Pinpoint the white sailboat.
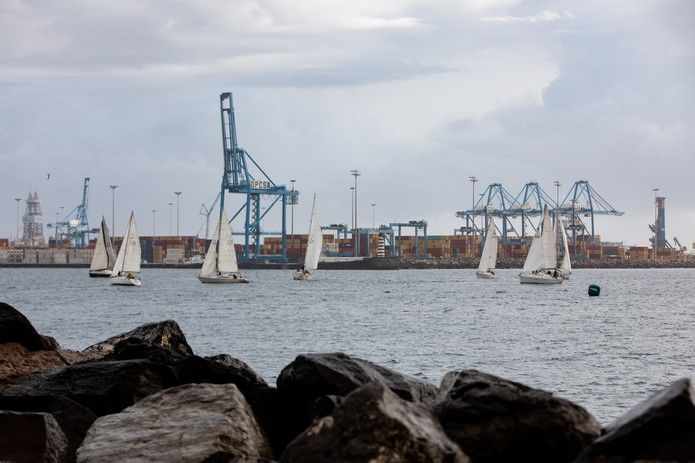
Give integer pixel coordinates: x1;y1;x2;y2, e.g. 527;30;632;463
519;205;563;284
558;218;572;279
294;194;322;281
476;215;498;279
198;209;248;283
110;212;142;286
89;217;116;277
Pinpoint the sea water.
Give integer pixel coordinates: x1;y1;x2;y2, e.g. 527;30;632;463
1;267;694;425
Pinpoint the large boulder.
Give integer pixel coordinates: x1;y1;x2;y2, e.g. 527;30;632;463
0;395;97;463
432;370;601;463
575;377;695;462
77;383;273;463
277;353;437;404
0;302;57;351
0;342;67;391
2;359;179;416
0;411;68;463
81;320;193;360
281;382;468;462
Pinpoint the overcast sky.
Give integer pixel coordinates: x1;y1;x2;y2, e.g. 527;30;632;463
1;0;693;246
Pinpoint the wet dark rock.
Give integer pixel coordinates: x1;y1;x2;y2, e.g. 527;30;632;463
81;319;193;359
575;378;695;462
0;302;58;351
280;382;469;463
277;353;437;404
0;410;68;463
432;370;601;463
2;359;179;416
0;395;97;463
77;383;272;463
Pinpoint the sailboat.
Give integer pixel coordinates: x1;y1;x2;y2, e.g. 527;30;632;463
476;215;498;279
89;217;116;277
519;205;563;284
294;194;322;281
198;209;248;283
110;212;142;286
558;218;572;279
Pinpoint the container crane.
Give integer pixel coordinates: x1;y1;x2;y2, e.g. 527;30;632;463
48;177;93;248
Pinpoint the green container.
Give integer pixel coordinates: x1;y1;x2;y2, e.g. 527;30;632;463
588;284;601;297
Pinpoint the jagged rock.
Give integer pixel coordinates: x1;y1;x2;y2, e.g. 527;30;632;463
0;342;67;391
277;353;437;404
0;411;68;463
77;383;272;463
81;320;193;359
2;359;179;416
575;378;695;462
0;302;58;351
280;382;469;463
432;370;601;463
205;354;267;386
0;395;97;463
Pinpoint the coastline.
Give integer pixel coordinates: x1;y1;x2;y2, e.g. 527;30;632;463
1;257;694;270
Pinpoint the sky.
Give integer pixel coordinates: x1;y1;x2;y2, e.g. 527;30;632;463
1;0;693;246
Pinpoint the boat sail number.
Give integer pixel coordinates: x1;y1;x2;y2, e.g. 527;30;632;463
250;180;272;190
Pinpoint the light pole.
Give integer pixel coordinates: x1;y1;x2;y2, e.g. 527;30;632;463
175;192;182;237
350;187;355;231
14;198;21;246
109;185;117;235
168;202;173;235
653;188;659;259
469;176;478;257
152;209;156;236
371;203;376;228
350;170;360;230
290;179;296;239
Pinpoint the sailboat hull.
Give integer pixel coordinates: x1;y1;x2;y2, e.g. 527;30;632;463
475;270;495;279
198;275;249;284
110;276;142;286
89;269;112;278
293;271;312;281
519;272;563;284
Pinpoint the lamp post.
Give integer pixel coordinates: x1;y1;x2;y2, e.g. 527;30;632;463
168;202;173;235
14;198;21;246
175;192;182;237
152;209;156;236
653;188;659;259
350;187;355;231
290;179;296;239
350;170;360;231
109;185;117;235
371;203;376;228
469;175;478;257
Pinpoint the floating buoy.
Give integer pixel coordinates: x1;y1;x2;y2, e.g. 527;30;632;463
588;284;601;297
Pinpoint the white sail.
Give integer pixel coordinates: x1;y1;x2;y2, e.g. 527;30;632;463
217;210;239;273
522;225;546;272
111;212;141;276
90;217;111;271
200;218;219;277
559;219;572;271
541;207;557;269
303;195;323;271
104;219;116;269
478;216;498;272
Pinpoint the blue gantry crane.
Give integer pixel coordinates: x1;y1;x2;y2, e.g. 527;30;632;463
457;180;623;254
218;92;298;262
49;177;92;248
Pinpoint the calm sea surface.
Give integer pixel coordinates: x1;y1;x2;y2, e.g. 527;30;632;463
1;267;693;425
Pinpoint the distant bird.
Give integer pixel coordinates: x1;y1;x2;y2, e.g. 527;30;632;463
46;173;51;180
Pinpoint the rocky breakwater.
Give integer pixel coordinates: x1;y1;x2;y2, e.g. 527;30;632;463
1;302;694;462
